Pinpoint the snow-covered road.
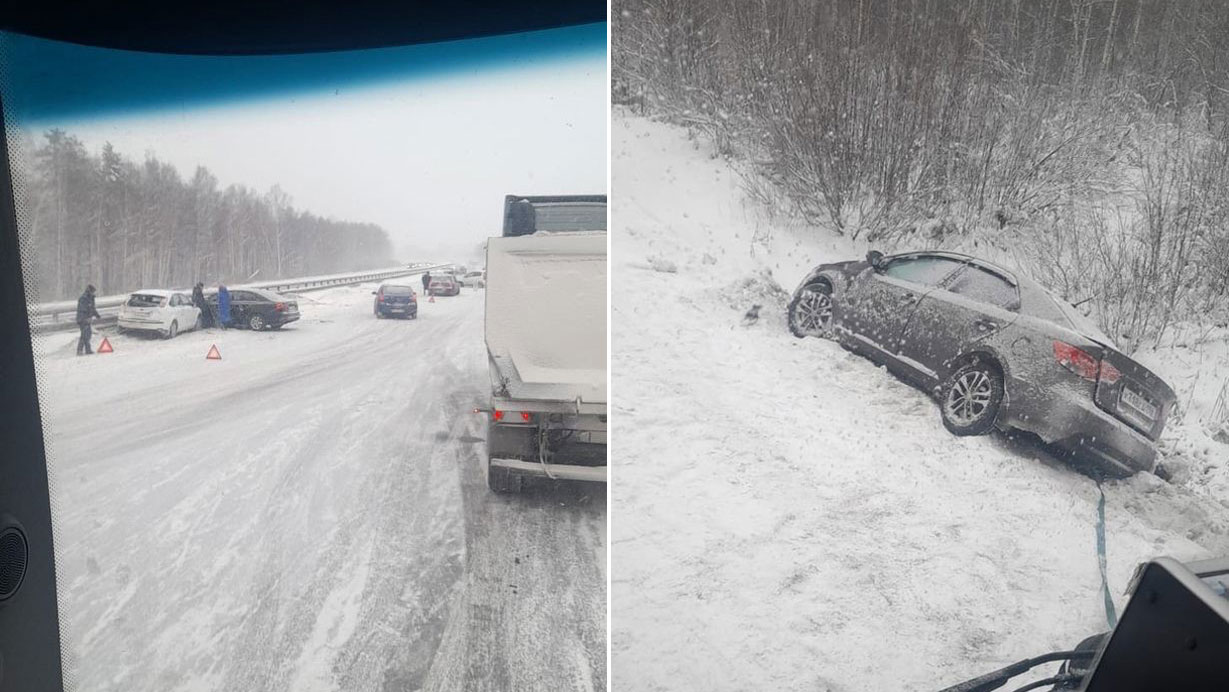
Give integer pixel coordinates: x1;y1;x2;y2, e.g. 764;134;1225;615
611;112;1229;691
33;284;605;691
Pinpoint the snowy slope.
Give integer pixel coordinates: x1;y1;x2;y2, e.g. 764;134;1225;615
611;111;1229;691
33;285;605;692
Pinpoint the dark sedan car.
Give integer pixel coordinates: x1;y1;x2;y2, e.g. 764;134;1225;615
373;282;418;319
208;287;300;330
787;250;1176;477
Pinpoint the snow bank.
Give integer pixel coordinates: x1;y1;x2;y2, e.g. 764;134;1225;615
611;111;1229;691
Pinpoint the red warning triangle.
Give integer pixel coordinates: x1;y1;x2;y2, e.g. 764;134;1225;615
205;344;221;360
97;337;113;354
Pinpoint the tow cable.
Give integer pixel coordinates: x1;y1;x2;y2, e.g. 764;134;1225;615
1095;478;1119;629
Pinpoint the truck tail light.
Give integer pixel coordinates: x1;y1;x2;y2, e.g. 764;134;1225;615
489;410;532;423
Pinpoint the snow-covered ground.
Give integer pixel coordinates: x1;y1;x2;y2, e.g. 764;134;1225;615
610;111;1229;691
33;284;605;691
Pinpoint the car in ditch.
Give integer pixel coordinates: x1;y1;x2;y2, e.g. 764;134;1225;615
117;289;202;339
372;282;418;319
787;250;1177;477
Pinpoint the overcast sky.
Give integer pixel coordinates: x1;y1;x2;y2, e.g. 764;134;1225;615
22;47;606;263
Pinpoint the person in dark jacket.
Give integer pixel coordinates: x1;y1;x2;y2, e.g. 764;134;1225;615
421;271;431;294
192;282;214;328
76;284;101;355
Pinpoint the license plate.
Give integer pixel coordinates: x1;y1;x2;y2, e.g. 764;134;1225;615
1121;387;1158;420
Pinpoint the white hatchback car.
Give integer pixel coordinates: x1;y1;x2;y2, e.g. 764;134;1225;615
117;289;202;339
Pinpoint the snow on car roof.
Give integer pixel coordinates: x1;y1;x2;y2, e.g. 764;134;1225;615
130;288;177;296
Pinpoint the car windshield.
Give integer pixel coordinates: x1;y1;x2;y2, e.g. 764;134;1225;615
3;19;606;692
126;294;166;307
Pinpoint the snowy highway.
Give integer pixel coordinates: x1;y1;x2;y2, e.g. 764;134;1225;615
32;283;606;691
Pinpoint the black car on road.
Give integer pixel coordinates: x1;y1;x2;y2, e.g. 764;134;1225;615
208;287;300;331
373;282;418;319
787;250;1177;477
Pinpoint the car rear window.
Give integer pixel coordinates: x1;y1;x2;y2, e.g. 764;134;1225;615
127;294;166;308
383;285;413;295
946;266;1019;310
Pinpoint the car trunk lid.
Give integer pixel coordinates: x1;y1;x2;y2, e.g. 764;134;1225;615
1093;343;1176;440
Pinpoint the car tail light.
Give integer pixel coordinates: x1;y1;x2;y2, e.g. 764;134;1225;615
1053;340;1099;380
1098;360;1122;385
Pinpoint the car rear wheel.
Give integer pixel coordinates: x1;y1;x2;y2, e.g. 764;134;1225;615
165;320;178;340
249;314;266;331
940;360;1004;436
788;281;834;338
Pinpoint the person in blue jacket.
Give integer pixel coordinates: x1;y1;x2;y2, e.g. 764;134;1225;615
217;284;231;329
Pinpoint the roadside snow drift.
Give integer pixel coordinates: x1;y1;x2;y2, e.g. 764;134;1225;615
611;111;1229;691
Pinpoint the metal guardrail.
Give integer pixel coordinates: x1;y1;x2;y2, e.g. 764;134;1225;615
31;263;450;332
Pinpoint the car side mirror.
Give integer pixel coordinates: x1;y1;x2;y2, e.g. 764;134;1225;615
867;250;885;271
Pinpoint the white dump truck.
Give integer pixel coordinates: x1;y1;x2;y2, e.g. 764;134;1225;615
482;194;607;492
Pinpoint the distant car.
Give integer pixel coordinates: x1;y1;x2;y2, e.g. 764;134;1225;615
208;287;300;330
787;250;1177;477
373;282;418;319
117;289;201;339
458;270;486;288
428;277;460;296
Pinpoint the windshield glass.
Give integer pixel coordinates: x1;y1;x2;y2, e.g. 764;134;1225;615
3;20;606;692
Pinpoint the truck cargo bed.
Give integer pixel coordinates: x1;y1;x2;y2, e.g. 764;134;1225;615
485;230;607;406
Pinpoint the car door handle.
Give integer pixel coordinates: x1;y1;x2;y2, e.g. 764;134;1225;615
974;319;1001;332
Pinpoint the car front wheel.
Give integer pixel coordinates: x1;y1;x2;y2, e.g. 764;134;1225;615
940;360;1004;436
249;314;266;331
165;320;178;340
788;281;834;338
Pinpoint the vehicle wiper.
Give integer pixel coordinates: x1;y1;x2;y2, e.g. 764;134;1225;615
938;650;1095;692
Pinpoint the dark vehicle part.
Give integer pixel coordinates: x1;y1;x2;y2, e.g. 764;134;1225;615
940;359;1005;436
938;557;1229;691
0;96;66;692
787;280;833;338
501;194;607;237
